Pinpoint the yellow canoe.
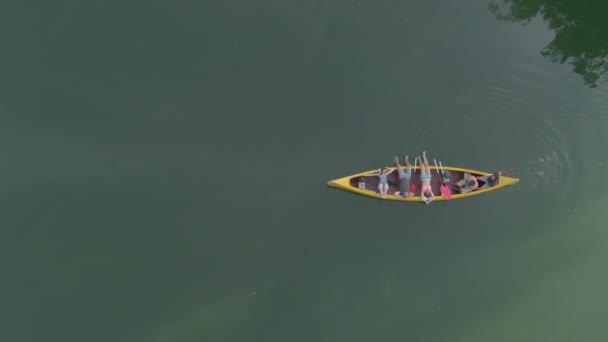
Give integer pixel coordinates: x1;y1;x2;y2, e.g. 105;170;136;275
327;165;519;202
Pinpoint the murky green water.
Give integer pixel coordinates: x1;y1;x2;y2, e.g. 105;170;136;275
1;0;607;341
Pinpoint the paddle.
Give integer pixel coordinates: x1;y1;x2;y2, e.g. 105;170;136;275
499;169;517;175
409;157;417;193
434;159;451;200
438;161;453;200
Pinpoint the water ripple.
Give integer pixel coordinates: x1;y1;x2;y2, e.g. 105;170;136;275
484;63;580;200
527;150;573;199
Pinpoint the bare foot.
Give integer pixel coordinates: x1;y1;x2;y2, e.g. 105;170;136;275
405;155;409;162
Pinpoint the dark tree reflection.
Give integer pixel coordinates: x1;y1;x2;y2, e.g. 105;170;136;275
489;0;608;87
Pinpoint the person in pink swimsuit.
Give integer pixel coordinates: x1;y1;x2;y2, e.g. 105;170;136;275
419;151;435;204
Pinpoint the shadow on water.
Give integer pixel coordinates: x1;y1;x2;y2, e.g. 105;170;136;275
488;0;608;88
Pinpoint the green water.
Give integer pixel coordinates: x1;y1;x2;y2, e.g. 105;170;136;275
1;0;607;341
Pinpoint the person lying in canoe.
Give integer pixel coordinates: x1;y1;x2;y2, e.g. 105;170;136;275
476;172;501;188
393;155;414;198
441;169;454;191
368;167;395;199
419;151;435;204
455;173;479;193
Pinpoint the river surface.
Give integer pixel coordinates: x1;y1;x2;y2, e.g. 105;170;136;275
1;0;607;341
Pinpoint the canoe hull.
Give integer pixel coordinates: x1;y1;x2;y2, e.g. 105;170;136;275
327;166;519;202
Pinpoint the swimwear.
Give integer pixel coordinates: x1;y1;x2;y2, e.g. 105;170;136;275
420;173;432;181
379;174;388;185
421;184;432;194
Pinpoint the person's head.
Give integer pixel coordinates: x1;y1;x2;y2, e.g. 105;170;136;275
467;180;476;188
488;172;501;185
423;191;433;203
